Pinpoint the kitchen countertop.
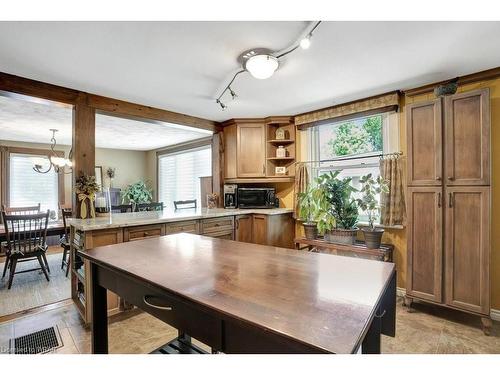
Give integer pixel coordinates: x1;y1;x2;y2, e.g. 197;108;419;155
68;207;294;231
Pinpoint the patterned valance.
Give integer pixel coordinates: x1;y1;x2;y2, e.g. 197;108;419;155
295;91;400;129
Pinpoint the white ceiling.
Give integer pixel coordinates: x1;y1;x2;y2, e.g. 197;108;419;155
0;95;212;150
0;22;499;122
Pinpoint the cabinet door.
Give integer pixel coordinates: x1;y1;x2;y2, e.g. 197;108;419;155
237;122;266;177
444;89;490;186
252;214;268;245
235;215;253;243
445;187;490;314
406;99;443;186
406;187;443;303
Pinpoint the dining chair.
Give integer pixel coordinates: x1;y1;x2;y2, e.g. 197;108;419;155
136;202;164;212
1;210;50;289
173;199;197;210
2;203;41;215
60;208;72;277
111;204;133;213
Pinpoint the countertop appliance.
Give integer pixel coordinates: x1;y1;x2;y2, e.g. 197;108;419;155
224;184;238;209
237;187;277;209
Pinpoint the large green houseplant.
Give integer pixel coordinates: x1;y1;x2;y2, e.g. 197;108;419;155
315;171;359;244
297;185;320;239
121;180;153;211
356;173;389;249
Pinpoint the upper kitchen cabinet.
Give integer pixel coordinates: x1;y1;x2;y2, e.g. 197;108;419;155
406;99;443;186
223;117;295;182
444;89;490;186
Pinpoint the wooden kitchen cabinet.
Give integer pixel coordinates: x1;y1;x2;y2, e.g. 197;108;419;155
406;99;443;186
235;215;253;243
406;187;443;303
123;224;165;241
445;187;490;315
165;220;199;234
252;213;294;248
444;89;490;186
201;216;234;240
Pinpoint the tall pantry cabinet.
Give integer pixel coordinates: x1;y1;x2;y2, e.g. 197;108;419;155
405;88;491;334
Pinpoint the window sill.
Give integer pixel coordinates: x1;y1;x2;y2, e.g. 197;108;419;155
357;222;404;230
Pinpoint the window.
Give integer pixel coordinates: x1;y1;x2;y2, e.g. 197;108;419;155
309;112;399;223
9;153;59;219
158;145;212;211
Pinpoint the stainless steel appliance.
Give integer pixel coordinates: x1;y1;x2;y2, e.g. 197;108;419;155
237;187;276;209
223;184;238;209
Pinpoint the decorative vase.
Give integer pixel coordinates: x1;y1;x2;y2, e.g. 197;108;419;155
361;228;384;249
302;222;318;240
325;228;358;244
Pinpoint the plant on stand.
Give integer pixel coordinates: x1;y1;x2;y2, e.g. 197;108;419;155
297;185;320;239
356;173;389;249
121;180;153;211
315;171;359;244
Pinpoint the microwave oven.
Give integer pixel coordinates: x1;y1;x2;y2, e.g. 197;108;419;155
237;188;277;209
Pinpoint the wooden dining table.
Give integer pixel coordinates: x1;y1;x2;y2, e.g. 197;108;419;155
80;233;396;354
0;220;66;242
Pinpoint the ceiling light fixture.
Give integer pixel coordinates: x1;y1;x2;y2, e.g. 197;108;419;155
33;129;73;174
215;21;322;110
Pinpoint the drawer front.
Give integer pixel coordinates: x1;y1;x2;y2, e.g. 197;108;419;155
165;220;199;234
201;217;234;234
124;224;165;241
203;230;234;240
103;270;222;349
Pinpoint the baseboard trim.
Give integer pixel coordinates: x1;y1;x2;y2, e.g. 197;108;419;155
395;287;500;322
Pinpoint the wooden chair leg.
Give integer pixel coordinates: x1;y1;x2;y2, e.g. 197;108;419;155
41;252;50;273
61;247;67;269
7;258;17;289
2;253;10;279
37;255;50;282
65;255;70;277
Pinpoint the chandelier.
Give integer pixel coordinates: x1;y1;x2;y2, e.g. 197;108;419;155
33;129;73;174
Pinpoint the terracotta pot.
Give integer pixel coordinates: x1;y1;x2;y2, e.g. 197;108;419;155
325;228;358;244
362;228;384;249
302;222;318;240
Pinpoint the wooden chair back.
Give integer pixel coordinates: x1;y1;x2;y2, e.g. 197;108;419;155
136;202;164;212
173;200;197;210
2;203;41;215
60;208;73;242
1;210;50;254
111;204;133;213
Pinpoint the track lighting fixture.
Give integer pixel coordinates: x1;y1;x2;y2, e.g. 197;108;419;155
215;21;321;110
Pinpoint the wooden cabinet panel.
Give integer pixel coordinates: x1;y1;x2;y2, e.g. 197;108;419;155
165;220;199;234
201;217;234;234
237;122;266;177
444;89;490;186
205;231;234;240
252;214;268;245
407;99;443;186
406;187;443;303
124;224;165;242
445;187;490;314
235;215;253;243
224;124;237;179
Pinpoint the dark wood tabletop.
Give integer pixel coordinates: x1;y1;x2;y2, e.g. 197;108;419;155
81;233;395;354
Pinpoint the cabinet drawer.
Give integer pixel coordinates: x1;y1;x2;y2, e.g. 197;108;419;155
203;230;234;240
201;217;234;234
124;224;165;242
165;220;199;234
106;271;222;349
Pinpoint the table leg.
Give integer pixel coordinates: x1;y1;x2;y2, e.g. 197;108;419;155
91;263;108;354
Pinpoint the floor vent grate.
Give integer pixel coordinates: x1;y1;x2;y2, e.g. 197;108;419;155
9;326;63;354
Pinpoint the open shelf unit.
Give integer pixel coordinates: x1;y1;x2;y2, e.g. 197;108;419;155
265;117;296;179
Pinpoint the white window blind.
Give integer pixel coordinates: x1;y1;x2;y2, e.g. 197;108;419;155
9;153;59;218
158;145;212;210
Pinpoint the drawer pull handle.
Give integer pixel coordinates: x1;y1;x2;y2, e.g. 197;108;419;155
143;295;172;311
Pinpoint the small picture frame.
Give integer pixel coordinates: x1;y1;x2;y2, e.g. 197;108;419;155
275;127;286;140
95;166;103;191
275;166;287;175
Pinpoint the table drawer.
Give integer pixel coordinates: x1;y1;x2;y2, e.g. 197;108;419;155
104;271;221;349
201;217;234;234
165;220;199;234
124;224;165;242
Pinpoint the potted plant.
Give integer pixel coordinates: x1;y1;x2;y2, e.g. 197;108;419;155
356;173;389;249
106;167;116;188
121;180;153;211
316;171;359;244
74;174;100;219
297;185;319;239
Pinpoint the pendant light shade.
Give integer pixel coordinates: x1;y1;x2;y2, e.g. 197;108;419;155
244;54;279;80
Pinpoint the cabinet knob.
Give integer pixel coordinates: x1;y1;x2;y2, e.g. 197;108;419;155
447;176;454;181
436;176;441;181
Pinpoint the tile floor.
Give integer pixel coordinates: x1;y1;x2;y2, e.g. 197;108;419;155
0;297;499;354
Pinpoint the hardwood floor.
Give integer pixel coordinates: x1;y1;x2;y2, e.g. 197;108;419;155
0;297;498;354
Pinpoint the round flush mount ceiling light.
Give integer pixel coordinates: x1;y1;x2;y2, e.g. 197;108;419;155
244;54;279;80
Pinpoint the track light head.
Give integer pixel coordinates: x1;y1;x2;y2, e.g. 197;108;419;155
216;99;227;111
300;35;311;49
229;87;238;100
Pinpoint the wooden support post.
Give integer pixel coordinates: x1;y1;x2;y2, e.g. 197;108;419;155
72;94;96;218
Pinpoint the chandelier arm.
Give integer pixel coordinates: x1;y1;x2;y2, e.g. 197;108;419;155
33;163;53;174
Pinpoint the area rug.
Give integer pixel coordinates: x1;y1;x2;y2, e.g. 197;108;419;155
0;253;71;316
